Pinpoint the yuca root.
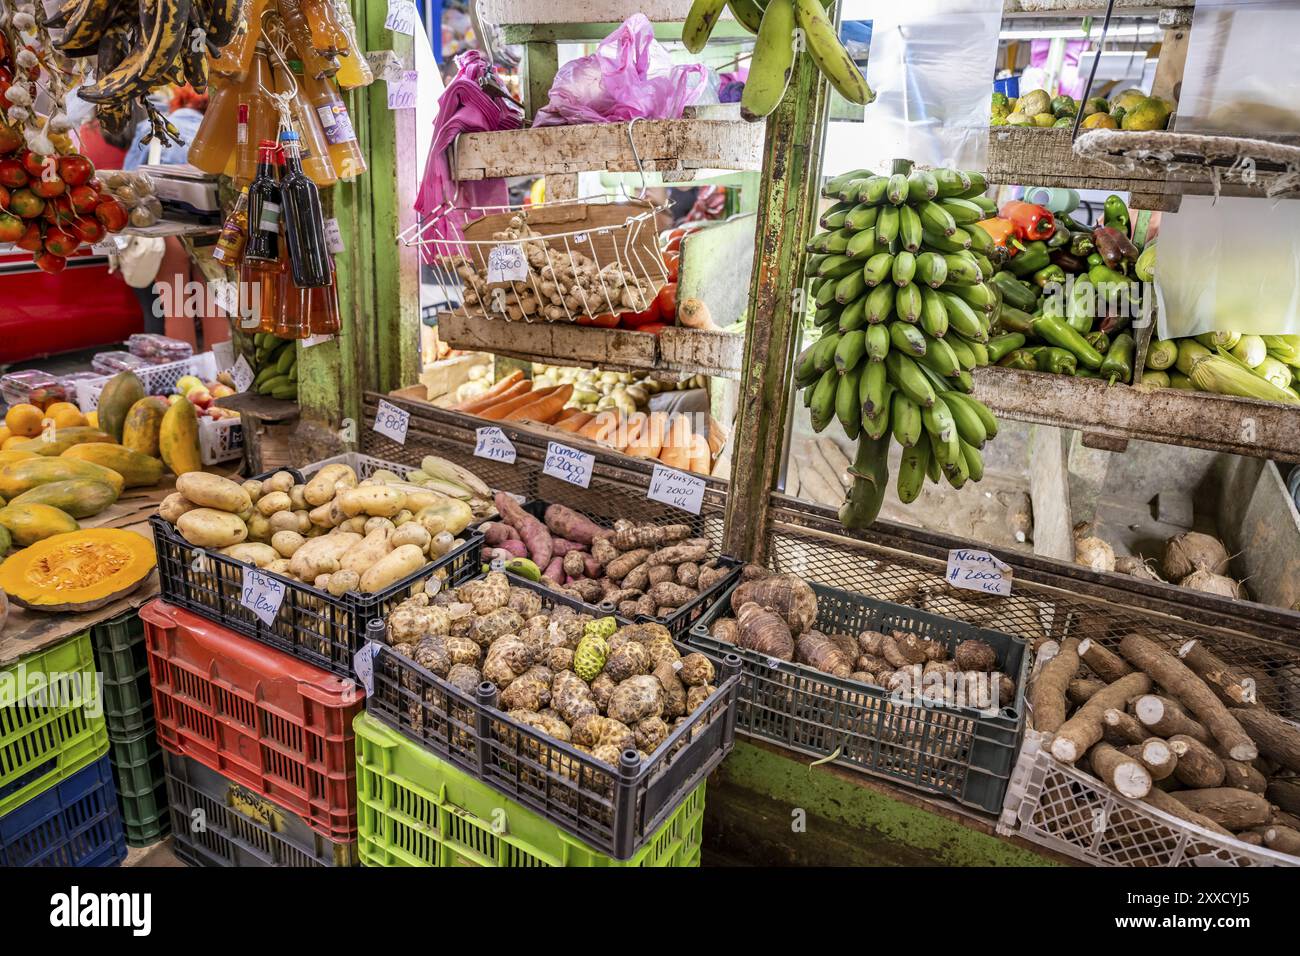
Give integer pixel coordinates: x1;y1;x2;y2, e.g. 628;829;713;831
1220;759;1268;795
1232;707;1300;773
1068;679;1106;706
1051;672;1152;764
1177;639;1262;709
1264;825;1300;855
1133;694;1212;745
1169;734;1226;789
1118;634;1257;762
1103;708;1147;746
1089;742;1152;798
1144;787;1234;838
1030;637;1079;734
1167;788;1272;831
1078;637;1134;683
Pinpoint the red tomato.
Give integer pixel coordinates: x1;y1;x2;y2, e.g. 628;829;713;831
31;176;66;199
0;158;29;188
69;215;105;244
34;251;67;274
94;196;129;231
662;251;680;283
15;221;43;252
20;149;46;179
43;227;80;257
0;210;24;243
636;322;668;335
619;298;661;328
42;194;71;225
664;234;683;254
587;313;620;328
58;154;95;187
0;184;8;210
69;184;99;214
654;282;678;321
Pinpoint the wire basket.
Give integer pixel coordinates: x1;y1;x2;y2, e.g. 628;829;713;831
399;195;667;322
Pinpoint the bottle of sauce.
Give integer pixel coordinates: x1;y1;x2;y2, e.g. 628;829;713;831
278;130;331;288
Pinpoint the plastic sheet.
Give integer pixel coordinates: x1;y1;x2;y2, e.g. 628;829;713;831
1155;195;1300;339
843;0;1001;172
532;15;711;128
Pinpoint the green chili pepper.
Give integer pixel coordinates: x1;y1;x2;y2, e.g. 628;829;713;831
995;304;1037;336
986;332;1027;362
1046;216;1071;249
1065;278;1095;333
1035;347;1078;376
1086;252;1104;269
1069;232;1096;258
1033;264;1067;288
1101;331;1135;384
988;271;1039;312
1007;241;1051;278
1084;330;1110;355
1031;313;1105;369
1088;262;1129;286
1056;212;1091;234
1103;195;1131;235
998;348;1041;371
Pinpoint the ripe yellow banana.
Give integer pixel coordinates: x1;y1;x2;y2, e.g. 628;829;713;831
683;0;731;54
741;0;796;122
793;0;875;105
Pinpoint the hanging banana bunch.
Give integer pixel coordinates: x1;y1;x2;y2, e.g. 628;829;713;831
682;0;874;121
54;0;248;145
795;162;1004;531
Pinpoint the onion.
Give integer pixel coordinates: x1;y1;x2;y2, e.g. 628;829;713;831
1163;531;1230;580
1180;569;1247;600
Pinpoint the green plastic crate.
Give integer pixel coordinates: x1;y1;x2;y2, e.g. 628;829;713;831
108;731;169;847
89;611;155;740
354;712;704;868
1;631;109;818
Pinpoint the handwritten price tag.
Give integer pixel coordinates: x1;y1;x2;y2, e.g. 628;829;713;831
241;568;286;625
486;244;528;283
544;442;594;489
946;549;1013;597
647;463;705;515
475;426;516;464
353;642;380;696
386;70;418;110
323;217;344;254
373;399;410;445
230;355;255;393
384;0;419;34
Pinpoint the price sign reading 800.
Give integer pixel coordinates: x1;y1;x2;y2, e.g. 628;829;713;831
373;399;410;445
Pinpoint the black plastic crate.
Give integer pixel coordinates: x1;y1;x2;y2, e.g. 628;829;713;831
486;499;743;640
364;574;742;860
163;751;357;867
150;513;485;678
686;580;1029;814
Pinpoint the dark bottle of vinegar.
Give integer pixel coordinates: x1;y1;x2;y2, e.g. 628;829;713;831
278;129;331;288
244;139;283;264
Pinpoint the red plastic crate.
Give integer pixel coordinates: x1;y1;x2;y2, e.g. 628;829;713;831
139;600;363;841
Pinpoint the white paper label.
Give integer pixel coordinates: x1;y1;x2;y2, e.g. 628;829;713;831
230;354;255;393
91;238;118;255
647;463;705;515
365;50;405;83
543;442;594;488
241;568;285;625
486;244;528;283
474;426;516;464
946;549;1013;597
353;642;380;696
302;334;334;348
212;339;234;370
373;399;410;445
324;217;344;254
257;200;280;233
386;70;418;110
384;0;419;34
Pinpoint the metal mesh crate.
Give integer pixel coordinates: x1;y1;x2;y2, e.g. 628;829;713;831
364;574;742;861
689;580;1028;813
999;731;1297;867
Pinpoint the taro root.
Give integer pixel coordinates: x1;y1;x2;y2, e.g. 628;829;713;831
547;646;575;672
954;639;997;672
1180;569;1247;600
795;631;852;677
712;618;739;645
729;574;817;633
1163;531;1230;580
736;601;794;660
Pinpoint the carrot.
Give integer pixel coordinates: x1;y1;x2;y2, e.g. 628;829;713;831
459;379;531;415
554;411;594;433
455;370;525;411
577;411;619;441
615;412;646;453
478;384;558;421
687;433;711;474
504;384;574;423
628;410;668;458
658;414;693;469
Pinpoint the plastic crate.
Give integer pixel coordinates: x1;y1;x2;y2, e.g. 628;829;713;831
354;712;704;867
140;600;364;841
163;751;357;867
198;414;244;466
90;610;155;740
999;730;1297;867
1;631;110;818
150;513;484;678
0;756;127;867
365;574;741;860
686;580;1029;814
109;731;169;847
74;351;218;411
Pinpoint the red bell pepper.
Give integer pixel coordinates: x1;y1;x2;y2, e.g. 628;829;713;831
999;200;1056;242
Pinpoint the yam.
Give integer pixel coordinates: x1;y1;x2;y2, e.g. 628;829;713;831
606;549;651;582
954;639;997;672
1118;634;1257;762
729;574;817;634
1077;638;1133;683
1051;672;1153;764
1167;789;1272;831
1169;734;1226;788
647;581;696;608
646;539;710;567
1029;637;1078;734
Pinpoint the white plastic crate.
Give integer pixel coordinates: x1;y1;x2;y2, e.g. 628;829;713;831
199;415;244;465
75;352;218;411
998;730;1297;868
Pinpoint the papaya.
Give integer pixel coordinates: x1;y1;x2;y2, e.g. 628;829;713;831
0;503;79;547
0;524;10;556
9;479;120;519
0;528;156;613
62;443;163;488
121;397;169;458
0;457;126;499
159;398;202;476
9;426;115;457
97;371;146;442
0;449;39;466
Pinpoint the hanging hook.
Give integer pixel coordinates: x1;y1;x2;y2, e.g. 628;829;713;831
626;117;649;199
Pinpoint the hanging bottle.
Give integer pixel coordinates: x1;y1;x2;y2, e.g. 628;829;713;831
306;260;341;336
330;0;373;89
212;187;250;266
278;130;331;288
244;139;283;265
234;45;279;184
272;247;304;338
210;0;269;80
188;72;240;174
273;58;338;188
297;67;366;180
278;0;339;80
302;0;349;56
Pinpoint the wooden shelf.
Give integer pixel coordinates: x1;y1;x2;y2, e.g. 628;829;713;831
452;117;764;183
437;311;743;379
971;367;1300;463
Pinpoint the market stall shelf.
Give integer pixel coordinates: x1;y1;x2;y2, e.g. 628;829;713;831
971;367;1300;463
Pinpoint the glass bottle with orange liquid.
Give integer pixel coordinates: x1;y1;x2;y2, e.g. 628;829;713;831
188;71;239;174
330;0;373;89
278;0;338;80
272;58;337;188
235;47;282;184
297;66;366;180
212;187;250;266
209;0;269;80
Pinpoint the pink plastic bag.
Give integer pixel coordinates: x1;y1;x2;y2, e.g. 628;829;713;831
532;15;710;127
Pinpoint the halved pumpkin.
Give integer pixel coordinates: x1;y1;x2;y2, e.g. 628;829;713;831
0;528;156;613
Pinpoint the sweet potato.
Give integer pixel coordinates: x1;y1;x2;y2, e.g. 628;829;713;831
543;557;565;585
736;601;794;661
729;574;817;634
615;413;646;453
493;491;552;569
543;503;604;545
658;415;693;470
481;521;520;546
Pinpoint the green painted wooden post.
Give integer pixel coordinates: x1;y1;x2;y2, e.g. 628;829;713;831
520;42;559;122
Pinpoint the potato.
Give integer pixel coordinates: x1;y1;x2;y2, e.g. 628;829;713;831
220;542;280;568
271;530;305;558
159;492;197;524
340;527;394;574
245;512;271;542
176;473;252;514
339;516;368;534
293;510;312;533
269;510;300;533
289;485;308;510
392;509;413;527
304;463;357;506
266;559;292;575
338;485;406;518
417;511;446;537
363;516;396;536
308;501;336;528
359;544;425;593
314;573;331;589
417;499;473;535
262;470;295;495
241;479;263;504
177;508;248;548
289;531;362;581
256;491;292;516
326;569;360;597
391;523;431;551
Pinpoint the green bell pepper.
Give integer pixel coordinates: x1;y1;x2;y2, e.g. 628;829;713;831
1006;241;1051;278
